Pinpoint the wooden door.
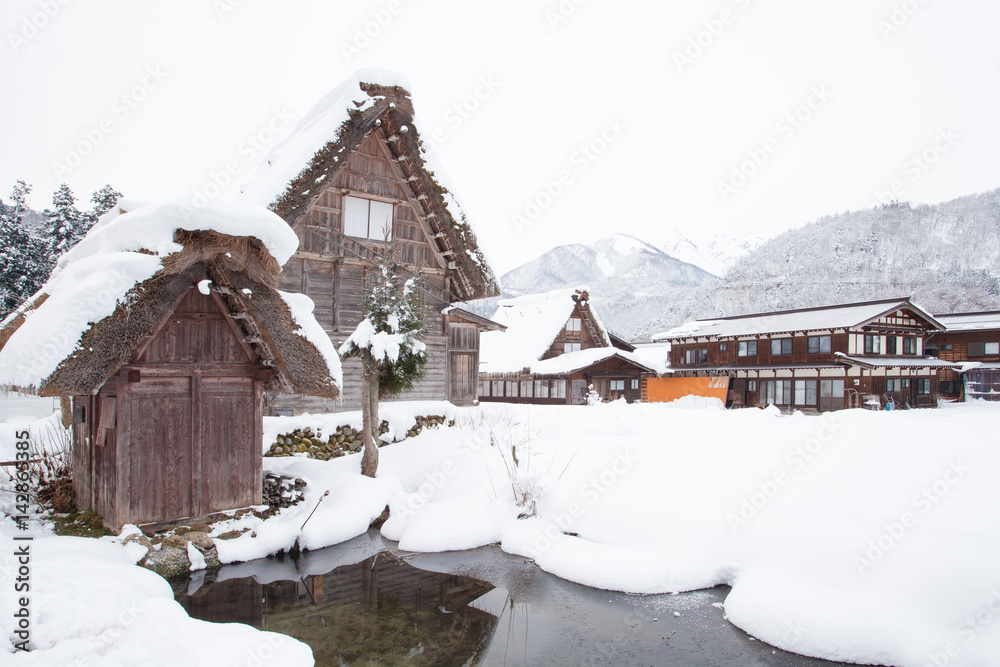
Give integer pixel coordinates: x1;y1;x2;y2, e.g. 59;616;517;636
199;377;257;514
128;376;193;523
449;352;476;404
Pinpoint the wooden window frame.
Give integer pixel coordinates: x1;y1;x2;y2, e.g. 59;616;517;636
771;338;793;356
737;340;758;357
807;335;831;354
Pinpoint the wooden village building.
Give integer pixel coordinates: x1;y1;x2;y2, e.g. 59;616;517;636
478;288;659;405
0;203;342;528
239;75;500;412
928;311;1000;402
650;298;962;411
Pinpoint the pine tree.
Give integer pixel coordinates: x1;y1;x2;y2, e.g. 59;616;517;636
81;184;123;235
339;252;427;477
0;181;47;318
43;183;83;258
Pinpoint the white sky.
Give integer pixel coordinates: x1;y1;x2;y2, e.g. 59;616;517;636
2;0;998;274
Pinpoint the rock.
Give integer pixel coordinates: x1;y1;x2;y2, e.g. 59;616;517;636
123;532;153;555
162;534;188;550
185;531;214;551
141;545;191;579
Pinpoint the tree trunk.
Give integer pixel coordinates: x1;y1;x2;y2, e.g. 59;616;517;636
360;360;380;477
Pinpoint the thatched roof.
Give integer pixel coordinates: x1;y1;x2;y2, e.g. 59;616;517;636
240;73;499;301
0;202;341;398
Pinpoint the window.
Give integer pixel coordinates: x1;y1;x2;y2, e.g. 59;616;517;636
820;379;844;398
738;340;758;357
794;380;817;406
697;349;708;364
747;380;757;392
610;380;625;391
506;381;518;398
886;337;897;355
924;344;939;358
564;342;582;354
989;343;1000;355
521;380;533;398
631;379;640;390
966;342;998;356
492;380;503;397
685;350;696;364
807;336;831;354
940;381;962;394
479;380;490;397
551;380;567;399
344;195;393;240
901;378;910;389
864;335;881;354
886;378;900;392
771;338;793;356
763;379;792;405
566;318;581;332
916;378;931;395
719;343;728;351
902;337;917;355
535;380;548;399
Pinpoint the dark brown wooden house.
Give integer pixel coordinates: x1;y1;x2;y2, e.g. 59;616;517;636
240;75;500;413
651;298;961;411
478;288;657;404
928;311;1000;401
0;203;341;528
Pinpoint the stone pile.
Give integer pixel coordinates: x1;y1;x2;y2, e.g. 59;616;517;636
265;415;452;460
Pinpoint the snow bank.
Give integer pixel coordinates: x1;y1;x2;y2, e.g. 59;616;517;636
277;290;343;389
0;520;313;665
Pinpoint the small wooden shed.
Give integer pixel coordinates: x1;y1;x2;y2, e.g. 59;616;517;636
0;203;341;528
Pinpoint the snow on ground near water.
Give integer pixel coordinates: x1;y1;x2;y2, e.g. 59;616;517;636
2;400;999;666
0;521;313;665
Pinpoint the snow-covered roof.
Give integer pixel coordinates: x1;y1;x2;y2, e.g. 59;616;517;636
530;347;657;375
239;69;497;301
935;311;1000;332
479;287;611;374
652;298;942;341
0;200;342;396
833;353;963;370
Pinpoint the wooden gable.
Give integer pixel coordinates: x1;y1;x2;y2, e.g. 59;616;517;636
134;287;258;367
540;303;606;360
292;131;447;271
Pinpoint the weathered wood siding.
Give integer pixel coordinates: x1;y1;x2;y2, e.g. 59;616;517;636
273;128;473;414
74;288;264;527
448;322;479;405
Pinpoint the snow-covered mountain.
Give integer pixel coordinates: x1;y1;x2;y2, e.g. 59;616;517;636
651;226;765;277
497;234;720;339
638;187;1000;339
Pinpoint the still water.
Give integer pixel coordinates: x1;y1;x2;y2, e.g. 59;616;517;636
173;530;855;666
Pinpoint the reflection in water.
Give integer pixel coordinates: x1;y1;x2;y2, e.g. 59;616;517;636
175;551;499;666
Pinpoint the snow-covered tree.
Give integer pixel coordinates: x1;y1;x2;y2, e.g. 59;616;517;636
43;183;84;258
82;184;122;233
339;252;427;477
0;181;47;318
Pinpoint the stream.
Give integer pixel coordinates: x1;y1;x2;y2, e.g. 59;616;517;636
172;530;856;666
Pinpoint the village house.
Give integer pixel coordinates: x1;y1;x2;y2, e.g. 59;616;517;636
0;202;342;528
650;297;962;411
927;311;1000;401
478;288;659;405
239;73;500;412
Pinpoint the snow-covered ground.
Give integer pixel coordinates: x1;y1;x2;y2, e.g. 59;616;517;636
3;399;1000;666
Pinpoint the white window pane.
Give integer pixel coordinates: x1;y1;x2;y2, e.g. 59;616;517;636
986;342;1000;355
369;200;394;240
344;196;370;237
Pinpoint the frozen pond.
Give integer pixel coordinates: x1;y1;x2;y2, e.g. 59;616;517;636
172;530;856;666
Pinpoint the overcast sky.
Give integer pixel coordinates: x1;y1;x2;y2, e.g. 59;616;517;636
3;0;998;274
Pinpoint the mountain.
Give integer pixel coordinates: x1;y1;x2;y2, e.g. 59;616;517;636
497;234;720;339
651;226;766;277
638;188;1000;339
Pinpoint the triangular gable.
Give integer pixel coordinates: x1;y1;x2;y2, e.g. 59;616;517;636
855;301;945;332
